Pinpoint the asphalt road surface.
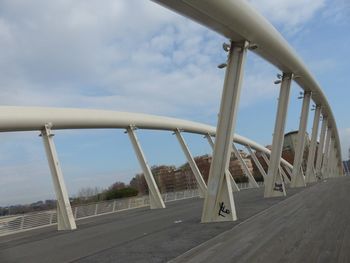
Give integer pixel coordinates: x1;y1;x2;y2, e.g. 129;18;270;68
0;177;348;262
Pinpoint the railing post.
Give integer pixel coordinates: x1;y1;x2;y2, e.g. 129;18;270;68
315;116;328;179
20;216;25;230
112;200;117;212
265;72;293;198
49;213;54;225
205;134;240;192
127;126;165;209
202;41;248;223
232;143;259;188
74;207;78;219
41;123;76;230
94;203;99;215
291;92;311;188
174;129;207;198
305;105;321;183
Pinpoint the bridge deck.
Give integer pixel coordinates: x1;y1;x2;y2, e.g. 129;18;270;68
173;176;350;263
0;178;348;262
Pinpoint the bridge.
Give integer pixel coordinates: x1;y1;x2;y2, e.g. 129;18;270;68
0;0;347;262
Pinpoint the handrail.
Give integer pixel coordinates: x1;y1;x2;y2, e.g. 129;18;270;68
151;0;342;170
0;106;292;168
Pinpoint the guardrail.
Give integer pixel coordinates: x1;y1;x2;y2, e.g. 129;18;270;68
0;182;263;237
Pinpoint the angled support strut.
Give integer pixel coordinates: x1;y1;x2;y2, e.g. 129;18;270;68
127;126;165;209
205;134;240;192
41;123;76;231
291;91;311;188
305;105;321;183
264;72;293;198
231;143;259;188
175;129;207;198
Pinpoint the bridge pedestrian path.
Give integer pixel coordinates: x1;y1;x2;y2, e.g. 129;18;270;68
172;176;350;263
0;180;329;262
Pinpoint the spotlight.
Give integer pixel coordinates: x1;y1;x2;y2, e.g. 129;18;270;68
218;63;227;69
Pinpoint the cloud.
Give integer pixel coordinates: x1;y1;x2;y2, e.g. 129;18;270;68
0;0;229;122
247;0;326;33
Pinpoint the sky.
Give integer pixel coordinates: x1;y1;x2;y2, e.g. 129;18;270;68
0;0;349;206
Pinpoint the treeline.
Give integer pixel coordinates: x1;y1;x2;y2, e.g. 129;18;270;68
1;152;263;216
0;200;57;216
71;182;138;205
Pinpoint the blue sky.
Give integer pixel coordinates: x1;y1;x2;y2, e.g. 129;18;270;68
0;0;349;206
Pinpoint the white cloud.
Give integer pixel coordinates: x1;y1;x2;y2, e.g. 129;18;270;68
248;0;326;32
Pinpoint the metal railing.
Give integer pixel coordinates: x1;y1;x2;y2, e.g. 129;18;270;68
0;182;263;237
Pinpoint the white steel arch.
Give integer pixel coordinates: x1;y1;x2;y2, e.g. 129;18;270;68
0;0;343;228
0;106;291;168
152;0;343;222
152;0;343;178
0;106;292;230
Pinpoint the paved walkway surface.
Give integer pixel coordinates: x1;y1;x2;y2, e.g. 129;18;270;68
172;177;350;263
1;178;347;263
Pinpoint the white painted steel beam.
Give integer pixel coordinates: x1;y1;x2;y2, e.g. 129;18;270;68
324;138;334;178
232;144;259;188
175;129;207;198
152;0;343;167
205;134;240;192
284;165;293;180
291;92;311;188
322;128;332;179
280;165;291;184
262;152;289;184
126;126;165;209
246;146;266;179
0;106;294;171
41;124;76;231
315;117;328;179
202;41;248;223
305;106;321;183
265;73;292;198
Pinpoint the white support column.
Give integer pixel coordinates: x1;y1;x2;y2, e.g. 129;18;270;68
246;146;266;179
232;143;259;188
328;146;335;177
202;41;248;223
205;134;240;192
324;138;334;178
291;92;311;188
175;129;207;198
127;126;165;209
305;105;321;184
321;128;332;179
262;152;289;184
265;73;293;198
315;116;328;179
41;123;76;231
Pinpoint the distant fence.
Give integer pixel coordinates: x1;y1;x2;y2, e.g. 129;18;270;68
0;182;263;237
